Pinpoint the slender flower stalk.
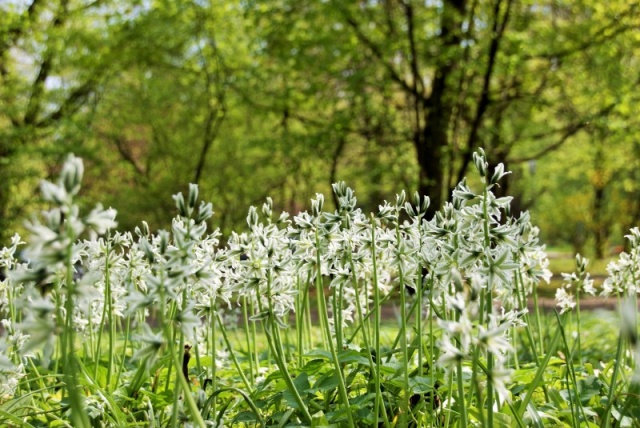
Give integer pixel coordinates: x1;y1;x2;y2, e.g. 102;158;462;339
391;193;410;427
261;268;312;424
313;225;355;428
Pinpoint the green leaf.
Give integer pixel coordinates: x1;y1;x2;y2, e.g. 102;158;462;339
467;406;512;428
311;410;329;425
311;371;340;392
547;388;566;409
387;375;436;394
282;373;310;409
305;349;332;360
408;376;437;394
524;402;545;428
311;410;339;427
336;349;369;365
294;372;311;392
277;408;295;427
579;375;604;404
301;358;329;376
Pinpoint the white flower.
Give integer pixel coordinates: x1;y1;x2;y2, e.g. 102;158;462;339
0;362;25;398
439;315;474;354
555;287;575;314
489;367;513;404
84;205;118;235
477;323;512;364
582;276;596;296
436;335;465;367
39;180;69;205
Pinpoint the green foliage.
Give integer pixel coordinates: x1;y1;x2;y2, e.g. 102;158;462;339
1;1;640;249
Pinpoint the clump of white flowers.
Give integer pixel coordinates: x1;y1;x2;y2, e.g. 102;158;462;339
555;254;595;314
0;149;600;426
10;155;117;347
427;149;550;407
603;228;640;297
0;320;27;399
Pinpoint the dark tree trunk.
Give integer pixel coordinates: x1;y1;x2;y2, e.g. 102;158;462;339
417;117;447;219
416;0;467;219
593;184;607;259
591;141;609;259
0;140;18;245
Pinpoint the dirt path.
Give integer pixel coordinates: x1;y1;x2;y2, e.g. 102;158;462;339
529;296;621;312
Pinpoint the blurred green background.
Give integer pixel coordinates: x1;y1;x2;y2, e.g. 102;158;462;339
1;0;639;260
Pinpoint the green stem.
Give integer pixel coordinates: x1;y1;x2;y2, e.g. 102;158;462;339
114;316;130;390
517;313;563;419
314;229;355;428
332;283;342;350
216;312;253;392
171;350;207;428
532;286;544;356
164;300;178;393
241;295;254;383
296;276;306;369
210;299;217;417
428;276;436;420
482;184;494;428
456;358;468;427
348;249;390;428
370;217;390;428
170;324;186;428
263;269;313;424
556;310;584;425
602;303;626;428
443;365;453;428
576;288;582;364
396;224;409;427
514;270;542;367
62;222;90;428
101;236;116;391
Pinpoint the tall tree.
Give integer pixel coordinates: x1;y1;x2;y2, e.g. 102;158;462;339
0;0;127;241
241;0;639;217
2;0;639;247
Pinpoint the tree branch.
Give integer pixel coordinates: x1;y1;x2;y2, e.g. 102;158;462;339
24;0;69;126
455;0;513;184
509;103;616;163
35;76;99;128
99;131;147;179
524;3;639;61
336;3;422;99
400;0;424;135
2;0;43;54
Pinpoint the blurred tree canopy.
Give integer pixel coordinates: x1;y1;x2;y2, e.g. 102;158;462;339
1;0;639;257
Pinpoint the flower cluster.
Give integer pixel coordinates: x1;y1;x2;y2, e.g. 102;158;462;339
555;254;596;313
603;228;640;297
427;150;550;403
0;150;555;421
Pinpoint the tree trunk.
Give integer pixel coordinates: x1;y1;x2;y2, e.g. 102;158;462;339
416;0;467;219
593;184;607;259
0;141;17;244
591;141;609;259
417;118;447;219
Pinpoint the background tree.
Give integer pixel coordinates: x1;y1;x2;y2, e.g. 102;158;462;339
0;0;129;240
1;0;639;256
240;0;639;221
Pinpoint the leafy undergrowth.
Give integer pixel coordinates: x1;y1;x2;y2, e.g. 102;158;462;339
0;150;639;427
